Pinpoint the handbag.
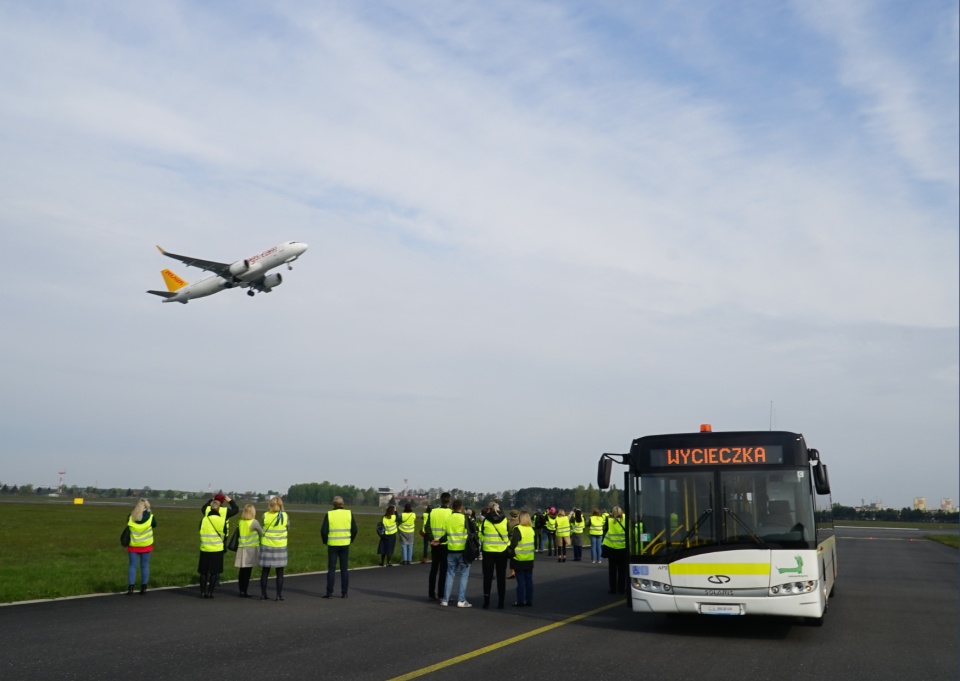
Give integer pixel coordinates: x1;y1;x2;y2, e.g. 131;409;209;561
225;528;240;552
120;526;131;548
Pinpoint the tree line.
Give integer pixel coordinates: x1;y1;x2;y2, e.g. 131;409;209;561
832;503;958;524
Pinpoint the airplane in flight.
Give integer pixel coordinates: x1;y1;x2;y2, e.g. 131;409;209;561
147;241;308;303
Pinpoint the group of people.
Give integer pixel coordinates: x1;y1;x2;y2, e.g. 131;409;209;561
123;493;630;603
422;494;536;609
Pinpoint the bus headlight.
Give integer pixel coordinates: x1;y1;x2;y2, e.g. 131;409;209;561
770;580;817;596
633;578;671;593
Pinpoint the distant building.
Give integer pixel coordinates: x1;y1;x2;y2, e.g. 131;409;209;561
377;487;394;508
941;498;955;512
913;497;926;511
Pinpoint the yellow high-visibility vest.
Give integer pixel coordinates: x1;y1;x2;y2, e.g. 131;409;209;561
602;517;626;549
127;515;154;548
200;507;227;552
428;507;452;541
514;526;535;562
555;516;571;538
399;512;416;533
588;515;605;536
238;518;260;548
327;509;352;546
481;518;509;553
262;511;288;548
382;515;398;535
444;512;468;551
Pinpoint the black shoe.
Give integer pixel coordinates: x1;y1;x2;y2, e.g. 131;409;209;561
321;593;333;599
341;593;348;598
260;595;269;601
139;586;147;595
275;596;285;601
512;602;524;607
126;585;135;596
239;592;251;598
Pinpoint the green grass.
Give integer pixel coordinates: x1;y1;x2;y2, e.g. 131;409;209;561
927;535;959;549
0;502;399;603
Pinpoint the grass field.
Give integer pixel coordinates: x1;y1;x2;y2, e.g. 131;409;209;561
0;501;404;603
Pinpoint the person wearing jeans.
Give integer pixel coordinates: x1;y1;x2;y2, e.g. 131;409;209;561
509;511;535;606
439;499;474;607
588;508;605;564
321;496;358;598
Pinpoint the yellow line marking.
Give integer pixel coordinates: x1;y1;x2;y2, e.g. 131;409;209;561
387;601;623;681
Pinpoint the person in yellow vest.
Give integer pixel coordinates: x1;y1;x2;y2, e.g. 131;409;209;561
508;511;535;606
439;498;475;607
198;493;239;599
233;503;264;598
125;498;156;595
398;502;417;565
259;495;289;600
544;507;558;556
378;505;399;567
321;495;357;598
602;506;628;595
555;508;571;562
588;507;605;563
426;493;452;601
569;508;585;561
480;502;510;609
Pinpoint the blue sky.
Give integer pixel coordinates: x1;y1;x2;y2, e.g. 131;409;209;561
0;1;956;508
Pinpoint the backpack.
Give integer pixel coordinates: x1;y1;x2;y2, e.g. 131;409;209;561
376;520;385;537
463;519;481;563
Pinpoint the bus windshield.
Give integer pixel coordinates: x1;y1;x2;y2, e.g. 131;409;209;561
635;468;816;556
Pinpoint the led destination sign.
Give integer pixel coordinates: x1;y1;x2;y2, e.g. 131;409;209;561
649;445;784;467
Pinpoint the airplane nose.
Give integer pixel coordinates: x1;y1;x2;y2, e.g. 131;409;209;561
299;243;309;253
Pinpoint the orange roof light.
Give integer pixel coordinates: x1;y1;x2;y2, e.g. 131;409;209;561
700;423;713;432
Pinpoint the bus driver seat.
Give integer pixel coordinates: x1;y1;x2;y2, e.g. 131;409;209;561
766;500;793;527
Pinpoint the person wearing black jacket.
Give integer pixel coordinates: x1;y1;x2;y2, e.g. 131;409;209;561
479;502;510;609
198;493;239;599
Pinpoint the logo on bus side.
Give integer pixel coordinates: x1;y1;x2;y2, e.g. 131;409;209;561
707;575;731;584
777;556;804;575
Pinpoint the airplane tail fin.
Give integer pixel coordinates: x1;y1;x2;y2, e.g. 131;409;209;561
160;268;189;292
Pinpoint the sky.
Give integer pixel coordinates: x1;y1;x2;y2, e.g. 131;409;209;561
0;1;956;509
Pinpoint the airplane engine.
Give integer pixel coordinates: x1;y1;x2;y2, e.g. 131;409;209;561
229;259;251;276
261;273;283;291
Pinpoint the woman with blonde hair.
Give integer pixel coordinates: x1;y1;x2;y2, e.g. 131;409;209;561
259;496;289;600
508;511;536;607
125;498;156;595
234;504;264;598
603;506;628;594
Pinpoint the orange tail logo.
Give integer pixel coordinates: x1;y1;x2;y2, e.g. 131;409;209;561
160;269;188;292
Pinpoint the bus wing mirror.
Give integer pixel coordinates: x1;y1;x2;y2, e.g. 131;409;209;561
598;457;613;490
813;462;831;495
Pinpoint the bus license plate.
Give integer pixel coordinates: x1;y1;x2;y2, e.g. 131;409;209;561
701;604;743;616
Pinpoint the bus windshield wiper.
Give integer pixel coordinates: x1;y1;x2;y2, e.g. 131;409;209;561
723;508;769;546
670;508;712;553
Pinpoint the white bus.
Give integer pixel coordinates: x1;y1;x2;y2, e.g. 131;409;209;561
598;425;836;624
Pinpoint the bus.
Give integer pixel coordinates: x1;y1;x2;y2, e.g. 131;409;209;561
598;425;836;624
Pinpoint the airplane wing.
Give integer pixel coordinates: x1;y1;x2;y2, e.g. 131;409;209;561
155;245;231;277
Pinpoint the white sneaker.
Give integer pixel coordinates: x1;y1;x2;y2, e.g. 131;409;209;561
440;600;448;606
457;600;472;608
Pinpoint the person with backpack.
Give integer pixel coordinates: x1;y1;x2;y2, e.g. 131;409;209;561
438;499;475;607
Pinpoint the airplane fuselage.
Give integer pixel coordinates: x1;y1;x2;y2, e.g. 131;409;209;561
151;241;308;303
